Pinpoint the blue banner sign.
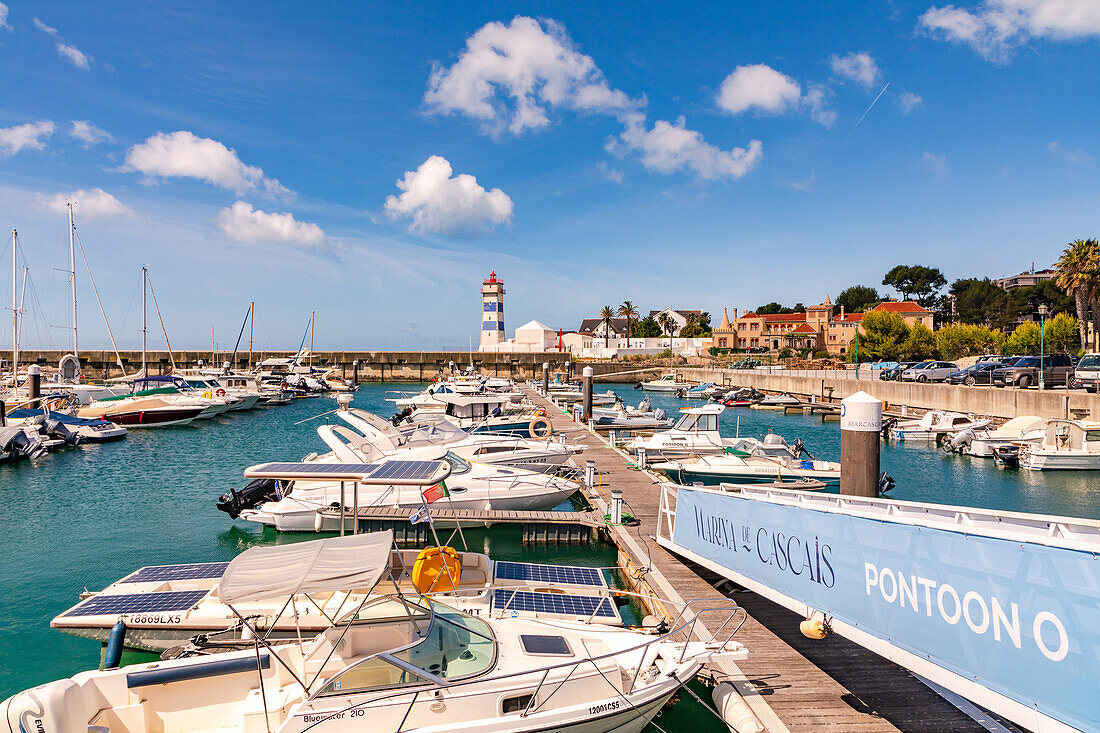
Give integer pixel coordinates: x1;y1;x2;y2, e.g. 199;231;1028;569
671;488;1099;731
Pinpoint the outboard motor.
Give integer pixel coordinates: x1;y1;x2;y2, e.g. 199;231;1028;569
944;428;975;454
216;478;283;519
653;408;667;421
992;444;1020;468
0;427;48;461
877;472;896;496
880;416;898;439
638;396;651;413
791;438;815;460
43;416;82;446
390;406;414;426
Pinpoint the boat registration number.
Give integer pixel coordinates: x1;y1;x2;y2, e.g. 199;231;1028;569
124;614;183;625
589;700;621;715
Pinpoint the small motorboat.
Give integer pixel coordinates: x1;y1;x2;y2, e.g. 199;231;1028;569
1019;419;1100;470
750;392;802;410
0;425;49;463
4;407;127;442
624;404;737;459
638;373;693;391
887;411;992;441
678;382;723;399
943;415;1045;457
651;445;840;486
722;387;763;407
591;396;672;431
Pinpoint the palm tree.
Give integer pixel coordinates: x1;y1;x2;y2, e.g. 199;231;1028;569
656;312;674;338
617;301;639;339
600;305;615;347
1054;239;1100;350
681;312;700;337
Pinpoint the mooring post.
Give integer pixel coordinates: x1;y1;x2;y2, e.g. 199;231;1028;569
610;489;623;524
585;459;596;489
0;400;6;427
27;364;41;404
542;362;549;395
582;366;593;423
637;446;647;469
352;359;359;385
608;429;617;447
840;390;882;497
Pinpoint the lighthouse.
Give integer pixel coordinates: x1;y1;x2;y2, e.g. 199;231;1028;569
480;271;505;348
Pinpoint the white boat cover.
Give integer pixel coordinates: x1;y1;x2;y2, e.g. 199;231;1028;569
218;530;394;604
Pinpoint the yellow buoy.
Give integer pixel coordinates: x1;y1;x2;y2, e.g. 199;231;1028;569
411;546;462;594
799;617;829;640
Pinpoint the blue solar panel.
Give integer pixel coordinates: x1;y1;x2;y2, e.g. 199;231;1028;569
368;461;443;482
61;590;209;618
494;561;606;588
252;462;381;477
491;589;617;619
121;562;230;584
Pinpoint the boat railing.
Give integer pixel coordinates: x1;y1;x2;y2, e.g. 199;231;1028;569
299;591;745;733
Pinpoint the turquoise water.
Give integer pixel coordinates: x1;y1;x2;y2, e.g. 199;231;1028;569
611;387;1100;520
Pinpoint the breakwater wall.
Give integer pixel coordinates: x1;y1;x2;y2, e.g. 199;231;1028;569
677;367;1100;420
16;350;573;381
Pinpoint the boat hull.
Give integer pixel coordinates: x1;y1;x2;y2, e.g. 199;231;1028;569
654;465;840;486
100;408;203;427
1020;452;1100;470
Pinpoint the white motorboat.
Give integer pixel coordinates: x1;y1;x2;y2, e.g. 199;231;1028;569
750;392;802;409
947;415;1046;457
179;376;258;411
623;404;738;459
221;453;581;532
4;406;127;442
5;531;747;733
52;548;618;652
887;411;992;441
591;396;672;431
403;393;549;438
638;373;693;392
651;439;840;486
1019;419;1100;470
330;406;584;474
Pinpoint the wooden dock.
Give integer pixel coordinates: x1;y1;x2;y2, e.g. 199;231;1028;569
526;388;992;733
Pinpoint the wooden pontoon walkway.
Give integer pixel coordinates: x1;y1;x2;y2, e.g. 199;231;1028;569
524;388;992;733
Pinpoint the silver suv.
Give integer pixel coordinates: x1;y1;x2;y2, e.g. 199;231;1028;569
1073;353;1100;392
900;361;958;382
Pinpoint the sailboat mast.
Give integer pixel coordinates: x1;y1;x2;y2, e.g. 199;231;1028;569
309;310;314;368
10;230;17;382
249;300;254;370
141;267;147;376
68;202;78;359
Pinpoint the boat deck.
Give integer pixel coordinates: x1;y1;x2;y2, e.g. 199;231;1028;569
524;388;992;733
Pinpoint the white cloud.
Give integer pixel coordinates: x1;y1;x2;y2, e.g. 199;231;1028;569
920;0;1100;61
1047;141;1092;164
384;155;513;236
0;3;11;32
32;17;58;36
803;85;838;127
620;117;763;180
424;16;639;136
57;42;90;69
0;121;56;156
122;131;290;197
597;162;624;183
70;120;112;147
923;151;948;177
217;201;325;248
39;188;133;221
715;64;802;116
897;91;924;114
830;52;881;88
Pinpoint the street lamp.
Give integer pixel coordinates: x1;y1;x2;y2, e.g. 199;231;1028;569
1038;303;1049;391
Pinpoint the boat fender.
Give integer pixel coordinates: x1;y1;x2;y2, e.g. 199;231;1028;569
799;617;829;640
215;388;227;397
202;391;213;399
529;417;553;439
104;619;127;669
314;511;325;533
712;681;764;733
411;546;462;593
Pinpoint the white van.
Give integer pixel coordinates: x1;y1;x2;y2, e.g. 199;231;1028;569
1073;353;1100;392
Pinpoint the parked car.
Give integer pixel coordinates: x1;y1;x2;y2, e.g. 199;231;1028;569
947;362;1007;386
900;361;959;382
974;354;1004;364
1072;353;1100;392
991;354;1074;388
879;362;918;381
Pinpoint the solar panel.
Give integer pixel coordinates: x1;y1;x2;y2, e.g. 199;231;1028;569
491;589;617;619
120;562;230;584
61;590;210;618
494;561;606;588
244;462;381;481
368;461;448;483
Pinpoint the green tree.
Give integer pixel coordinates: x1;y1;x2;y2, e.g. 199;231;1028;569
835;285;880;313
634;316;661;338
617;301;639;339
599;305;615;347
857;311;909;361
883;265;947;307
754;302;805;315
656;312;675;337
680;311;713;338
1004;322;1041;355
1054;238;1100;350
1043;312;1080;354
902;321;938;360
1007;280;1074;320
950;278;1011;329
936;323;1003;359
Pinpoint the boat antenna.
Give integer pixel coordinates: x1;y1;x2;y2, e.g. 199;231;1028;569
73;229;125;373
309;310;314;369
229;302;252;373
9;230;18;384
249;300;254;370
68;202;78;361
141;267;147;378
145;271;176;372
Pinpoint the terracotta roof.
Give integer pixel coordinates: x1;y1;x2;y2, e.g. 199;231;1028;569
873;301;931;314
790;323;816;333
761;313;808;322
835;313;865;323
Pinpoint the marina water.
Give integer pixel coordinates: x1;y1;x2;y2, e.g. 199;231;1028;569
1;382;1094;729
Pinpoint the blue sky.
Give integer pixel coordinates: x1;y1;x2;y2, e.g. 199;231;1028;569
1;1;1098;351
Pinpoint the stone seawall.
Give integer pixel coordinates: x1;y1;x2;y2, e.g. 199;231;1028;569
676;367;1100;420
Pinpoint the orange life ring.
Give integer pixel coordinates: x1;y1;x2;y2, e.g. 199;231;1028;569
215;388;227;397
529;417;553;439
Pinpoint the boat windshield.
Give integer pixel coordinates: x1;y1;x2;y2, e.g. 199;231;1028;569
673;412;717;432
444;452;471;475
319;598;495;696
